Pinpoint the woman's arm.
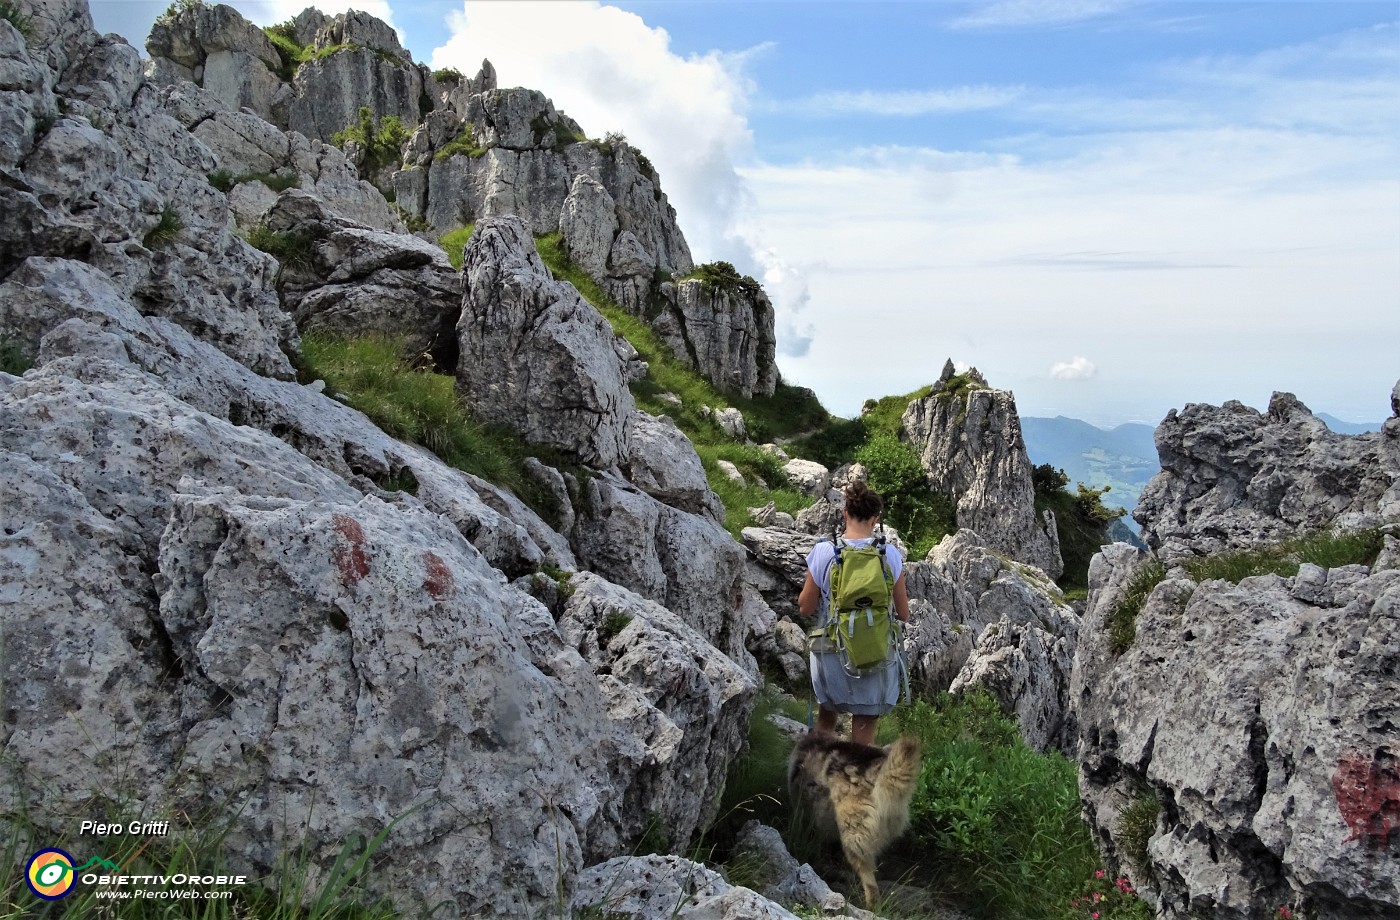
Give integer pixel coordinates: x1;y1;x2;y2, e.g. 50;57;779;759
892;573;910;622
798;571;820;617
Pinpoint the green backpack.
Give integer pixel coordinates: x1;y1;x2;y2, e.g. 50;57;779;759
826;537;897;672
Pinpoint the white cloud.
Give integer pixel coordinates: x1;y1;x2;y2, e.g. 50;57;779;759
950;0;1133;30
1050;357;1098;380
766;85;1023;118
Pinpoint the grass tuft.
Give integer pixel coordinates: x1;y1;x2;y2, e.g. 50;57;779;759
1107;561;1166;656
439;224;475;270
1183;528;1384;584
243;223;319;270
1;337;31;375
144;202;184;249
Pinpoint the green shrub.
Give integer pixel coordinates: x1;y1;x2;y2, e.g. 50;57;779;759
332;107;410;178
154;0;201;26
681;261;762;298
143;202;183;249
1107;561;1166;655
1034;464;1126;592
432;67;463;84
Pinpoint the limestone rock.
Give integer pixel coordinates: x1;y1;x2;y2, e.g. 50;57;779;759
731;821;856;915
622;409;724;521
902;363;1063;578
458;215;634;467
559;574;758;854
144;1;285;124
908;529;1078;751
654;278;778;399
574;474;749;665
1073;544;1400;919
1135;388;1400;563
573;855;803;920
559;174;618;277
286;10;429;143
784;458;831;497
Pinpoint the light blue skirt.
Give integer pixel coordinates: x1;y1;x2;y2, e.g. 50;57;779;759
810;648;902;716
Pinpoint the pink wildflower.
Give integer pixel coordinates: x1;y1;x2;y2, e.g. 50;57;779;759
1092;913;1100;919
1095;869;1105;879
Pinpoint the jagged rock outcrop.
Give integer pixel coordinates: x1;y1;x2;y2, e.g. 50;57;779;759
559;574;758;855
144;2;287;124
1073;542;1400;919
1136;388;1400;563
906;530;1079;752
654;278;779;399
903;361;1063;579
574;474;750;666
457;215;636;468
287;23;428;145
622;409;725;522
573;854;805;920
261;190;460;364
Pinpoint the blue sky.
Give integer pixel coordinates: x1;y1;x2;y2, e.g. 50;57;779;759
92;1;1399;426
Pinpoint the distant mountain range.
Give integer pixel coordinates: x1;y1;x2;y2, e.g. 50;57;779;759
1021;417;1158;521
1021;413;1383;524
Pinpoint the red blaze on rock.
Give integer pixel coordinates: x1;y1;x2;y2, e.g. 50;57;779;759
332;513;370;583
1332;748;1400;845
422;551;453;599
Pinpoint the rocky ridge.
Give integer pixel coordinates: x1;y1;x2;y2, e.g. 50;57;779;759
1074;383;1400;919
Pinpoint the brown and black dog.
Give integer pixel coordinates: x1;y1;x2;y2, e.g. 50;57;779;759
787;732;922;907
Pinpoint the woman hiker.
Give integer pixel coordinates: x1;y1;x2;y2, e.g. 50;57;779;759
797;481;911;746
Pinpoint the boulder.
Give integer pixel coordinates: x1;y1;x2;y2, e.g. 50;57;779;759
1072;544;1400;919
573;855;803;920
144;1;285;124
902;362;1063;579
559;574;758;855
457;215;634;468
622;409;724;522
574;475;751;665
784;458;831;497
1135;388;1400;563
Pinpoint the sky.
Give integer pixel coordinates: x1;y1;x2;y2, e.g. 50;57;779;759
92;0;1400;427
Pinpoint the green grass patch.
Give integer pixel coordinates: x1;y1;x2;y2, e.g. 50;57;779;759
439;224;475;270
434;128;489;162
695;443;810;539
1183;528;1385;584
263;21;311;80
1107;561;1167;656
243;223;319;270
210;168;300;194
889;693;1100;919
1116;790;1160;875
300;333;584;527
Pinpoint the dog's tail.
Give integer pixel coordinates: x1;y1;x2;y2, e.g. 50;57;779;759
876;736;922;802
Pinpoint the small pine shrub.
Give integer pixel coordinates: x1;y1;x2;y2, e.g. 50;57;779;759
332;106;410;178
681;261;762;298
1;338;31;375
432;67;463;84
